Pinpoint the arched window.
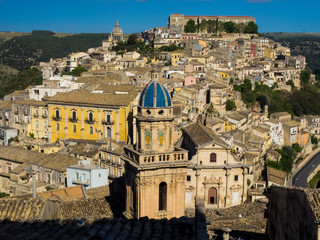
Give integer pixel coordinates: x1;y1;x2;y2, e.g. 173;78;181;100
88;112;94;122
208;187;217;204
36;120;39;128
72;111;77;120
73;125;76;133
89;126;93;134
55;109;60;119
210;153;217;163
107;127;111;138
159;182;167;211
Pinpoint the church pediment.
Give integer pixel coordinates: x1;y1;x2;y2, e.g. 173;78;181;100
203;175;223;184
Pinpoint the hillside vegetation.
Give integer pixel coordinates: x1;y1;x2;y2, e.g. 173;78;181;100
0;30;108;70
262;33;320;79
0;30;109;98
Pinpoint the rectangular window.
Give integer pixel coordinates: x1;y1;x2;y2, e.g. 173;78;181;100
234;175;238;181
187;175;191;181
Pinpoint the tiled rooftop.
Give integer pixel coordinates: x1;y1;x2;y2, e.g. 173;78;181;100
0;216;195;240
0;146;78;172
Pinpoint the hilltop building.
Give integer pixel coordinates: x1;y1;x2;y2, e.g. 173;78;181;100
168;13;256;33
103;20;124;49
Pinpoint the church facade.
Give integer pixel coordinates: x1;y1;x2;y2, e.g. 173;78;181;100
121;69;251;219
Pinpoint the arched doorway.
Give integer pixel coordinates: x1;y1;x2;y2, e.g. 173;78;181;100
159;182;167;211
208;187;217;204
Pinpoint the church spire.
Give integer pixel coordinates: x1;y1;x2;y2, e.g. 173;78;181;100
115;20;119;27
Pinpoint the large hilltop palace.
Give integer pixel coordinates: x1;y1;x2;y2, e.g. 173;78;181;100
168;13;256;32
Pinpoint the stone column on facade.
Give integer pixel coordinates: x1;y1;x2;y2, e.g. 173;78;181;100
116;110;119;142
242;167;248;203
151;123;157;152
195;168;201;201
81;108;85;139
225;168;230;207
218;182;222;208
136;176;141;219
64;107;68;139
140;122;145;152
48;106;51;141
133;117;137;146
98;110;102;140
165;124;169;152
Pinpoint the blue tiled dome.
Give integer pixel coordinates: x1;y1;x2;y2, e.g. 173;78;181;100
139;81;172;108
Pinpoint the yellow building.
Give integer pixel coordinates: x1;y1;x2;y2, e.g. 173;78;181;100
219;72;230;78
224;120;235;132
171;51;183;67
28;101;49;140
265;48;276;59
43;89;139;143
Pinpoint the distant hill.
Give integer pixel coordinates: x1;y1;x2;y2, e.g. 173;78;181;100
0;30;109;70
262;32;320;79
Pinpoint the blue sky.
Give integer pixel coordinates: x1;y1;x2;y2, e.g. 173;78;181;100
0;0;319;33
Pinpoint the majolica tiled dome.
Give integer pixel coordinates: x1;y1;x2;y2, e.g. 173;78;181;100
139;81;172;108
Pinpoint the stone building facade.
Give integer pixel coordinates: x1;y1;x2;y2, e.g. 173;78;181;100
122;70;189;219
168;13;256;33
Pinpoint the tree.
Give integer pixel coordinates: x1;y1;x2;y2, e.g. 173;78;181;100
206;20;216;33
199;20;207;33
311;135;319;145
236;23;246;33
217;21;225;33
226;100;237;111
300;68;311;86
184;20;197;33
224;22;236;33
71;65;87;77
244;22;258;34
127;34;139;45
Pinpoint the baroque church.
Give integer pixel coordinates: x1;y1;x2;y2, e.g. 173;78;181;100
102;20;124;49
120;68;250;219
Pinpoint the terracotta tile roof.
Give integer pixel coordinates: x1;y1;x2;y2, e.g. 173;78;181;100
85;185;109;199
0;101;12;110
43;89;139;107
183;123;228;148
13;99;47;106
0;216;195;239
0;146;78;172
267;167;287;186
207;201;266;234
38;185;85;200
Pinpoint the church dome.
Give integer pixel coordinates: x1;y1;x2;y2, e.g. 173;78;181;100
111;20;123;34
139;81;172;108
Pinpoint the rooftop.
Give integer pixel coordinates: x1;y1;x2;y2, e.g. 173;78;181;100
183;123;228;148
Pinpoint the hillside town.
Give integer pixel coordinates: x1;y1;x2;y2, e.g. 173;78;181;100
0;14;319;240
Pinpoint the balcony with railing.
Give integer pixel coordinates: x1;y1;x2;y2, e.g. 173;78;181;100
69;118;78;123
102;120;114;125
42;114;48;119
124;147;188;166
85;119;95;124
52;116;61;121
33;114;39;118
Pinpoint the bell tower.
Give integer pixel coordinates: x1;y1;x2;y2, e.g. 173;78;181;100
135;68;174;154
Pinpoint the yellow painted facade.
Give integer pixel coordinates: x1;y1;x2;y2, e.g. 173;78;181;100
171;52;183;67
199;40;207;55
28;105;49;140
48;103;132;143
224;120;235;132
219;72;230;78
265;48;276;59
